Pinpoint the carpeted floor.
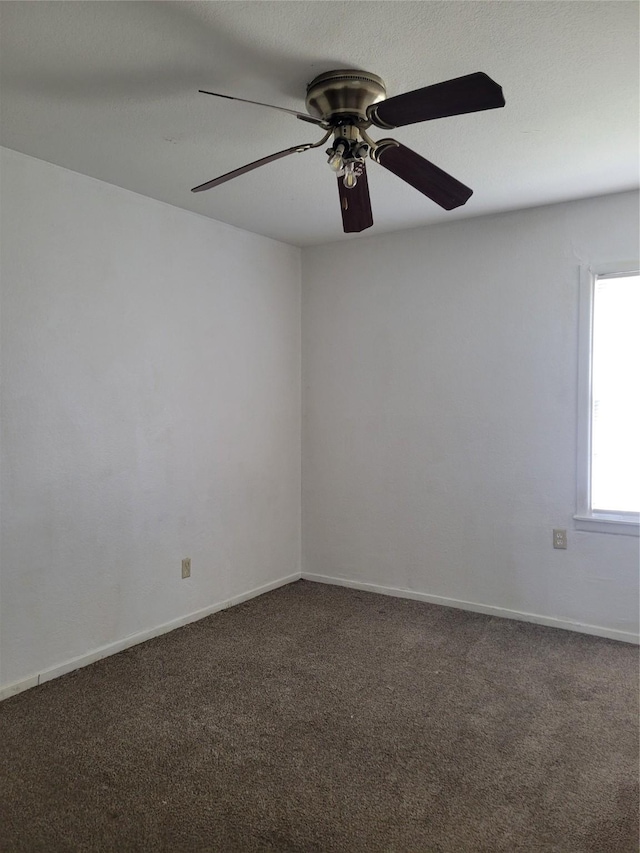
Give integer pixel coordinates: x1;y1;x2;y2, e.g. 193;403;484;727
0;580;638;852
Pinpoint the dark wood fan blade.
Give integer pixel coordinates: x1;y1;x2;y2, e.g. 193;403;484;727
368;72;505;129
191;146;305;193
374;142;472;210
199;90;324;125
337;163;374;233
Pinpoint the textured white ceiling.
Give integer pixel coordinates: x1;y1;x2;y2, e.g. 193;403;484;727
1;1;638;246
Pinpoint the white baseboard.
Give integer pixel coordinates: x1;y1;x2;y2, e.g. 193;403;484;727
3;569;635;702
302;572;640;645
0;572;301;702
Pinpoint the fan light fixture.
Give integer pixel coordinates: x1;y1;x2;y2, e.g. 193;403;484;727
192;69;505;233
343;163;358;189
327;142;346;173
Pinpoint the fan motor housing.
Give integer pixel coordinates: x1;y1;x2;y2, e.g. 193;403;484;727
305;70;386;123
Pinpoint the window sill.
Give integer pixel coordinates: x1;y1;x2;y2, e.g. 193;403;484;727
573;514;640;536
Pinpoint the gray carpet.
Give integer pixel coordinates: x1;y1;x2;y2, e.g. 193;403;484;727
0;580;638;852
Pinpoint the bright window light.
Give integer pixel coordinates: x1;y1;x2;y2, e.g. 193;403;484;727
590;273;640;514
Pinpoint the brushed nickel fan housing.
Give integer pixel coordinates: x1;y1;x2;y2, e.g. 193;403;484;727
305;69;387;123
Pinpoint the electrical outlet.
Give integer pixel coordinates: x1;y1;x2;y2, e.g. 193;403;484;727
553;529;567;550
181;557;191;578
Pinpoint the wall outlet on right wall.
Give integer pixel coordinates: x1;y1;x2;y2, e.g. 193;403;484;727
553;529;567;550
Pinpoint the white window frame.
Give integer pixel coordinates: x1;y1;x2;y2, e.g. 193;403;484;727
575;262;640;536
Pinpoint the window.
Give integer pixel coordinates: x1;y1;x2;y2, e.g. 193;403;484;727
575;263;640;535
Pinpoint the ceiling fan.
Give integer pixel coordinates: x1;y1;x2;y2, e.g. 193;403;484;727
191;69;505;234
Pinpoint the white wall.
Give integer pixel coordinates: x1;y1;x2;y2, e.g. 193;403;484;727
302;191;640;640
0;148;301;692
2;152;637;700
